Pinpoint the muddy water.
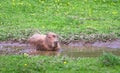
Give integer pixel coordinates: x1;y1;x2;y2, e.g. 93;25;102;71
62;45;120;57
0;41;120;58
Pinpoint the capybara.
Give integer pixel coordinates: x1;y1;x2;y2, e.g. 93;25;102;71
28;32;60;51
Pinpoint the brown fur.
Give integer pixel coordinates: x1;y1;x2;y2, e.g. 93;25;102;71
28;32;60;51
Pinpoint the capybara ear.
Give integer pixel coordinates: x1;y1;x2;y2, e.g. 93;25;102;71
46;32;52;38
46;32;57;37
46;32;50;36
46;32;52;35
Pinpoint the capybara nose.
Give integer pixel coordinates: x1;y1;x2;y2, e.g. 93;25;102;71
54;41;58;46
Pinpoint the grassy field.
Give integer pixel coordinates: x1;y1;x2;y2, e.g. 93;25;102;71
0;0;120;42
0;0;120;73
0;53;120;73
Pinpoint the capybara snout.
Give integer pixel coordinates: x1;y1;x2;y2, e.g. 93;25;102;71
54;41;58;47
28;32;61;51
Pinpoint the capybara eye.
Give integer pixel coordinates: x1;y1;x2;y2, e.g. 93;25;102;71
48;36;51;38
52;35;56;38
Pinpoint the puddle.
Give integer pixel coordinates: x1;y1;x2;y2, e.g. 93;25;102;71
62;45;120;57
0;40;120;58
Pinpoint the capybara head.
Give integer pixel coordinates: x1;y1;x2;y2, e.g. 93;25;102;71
45;32;60;49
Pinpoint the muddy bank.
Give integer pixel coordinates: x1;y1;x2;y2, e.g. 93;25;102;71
0;39;120;57
68;39;120;49
0;39;120;49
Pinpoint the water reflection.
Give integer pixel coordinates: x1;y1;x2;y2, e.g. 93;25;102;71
61;45;120;57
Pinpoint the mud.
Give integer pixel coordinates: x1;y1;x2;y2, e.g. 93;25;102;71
69;39;120;49
0;40;120;57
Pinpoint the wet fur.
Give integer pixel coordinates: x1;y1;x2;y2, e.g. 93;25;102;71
28;32;60;51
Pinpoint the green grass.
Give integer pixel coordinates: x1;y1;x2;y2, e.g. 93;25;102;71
99;52;120;66
0;0;120;42
0;54;120;73
0;1;120;73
